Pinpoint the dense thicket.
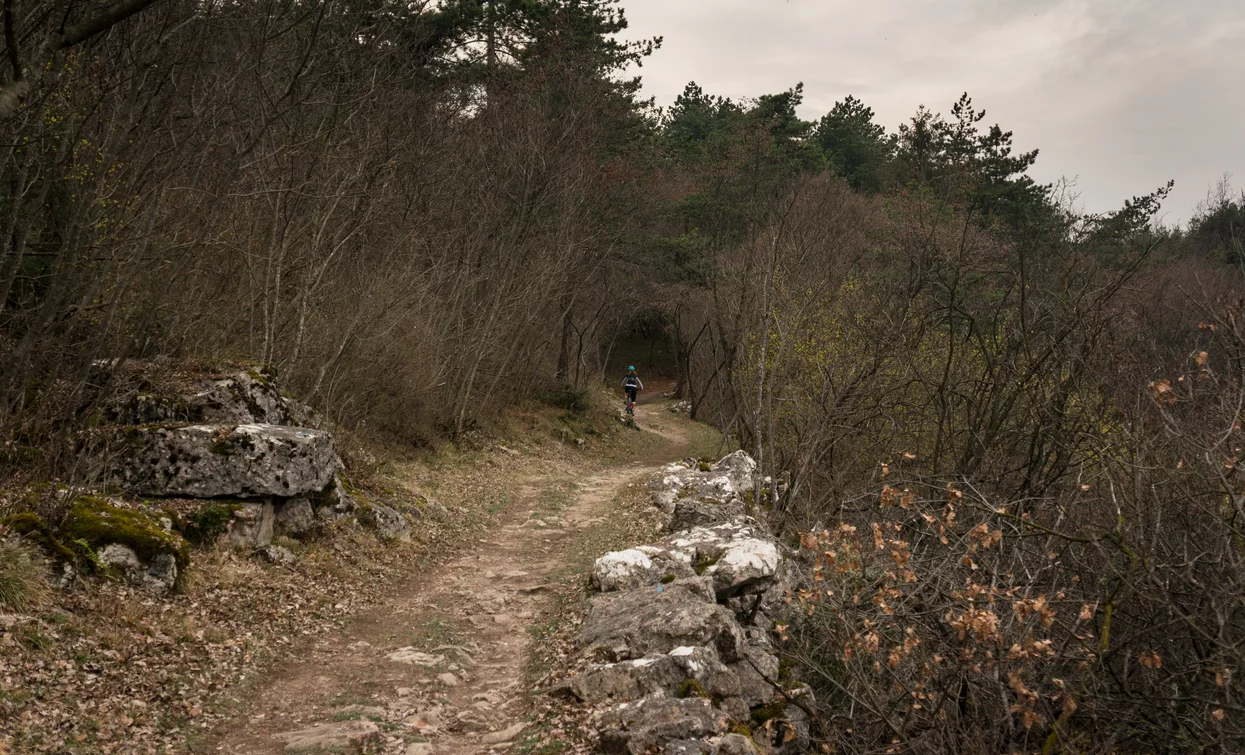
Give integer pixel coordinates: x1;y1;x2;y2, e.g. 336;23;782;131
4;1;1244;750
646;84;1245;752
0;0;656;457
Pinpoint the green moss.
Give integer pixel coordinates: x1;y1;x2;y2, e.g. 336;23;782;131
2;512;76;564
659;574;676;584
697;460;712;472
693;551;722;575
749;699;789;727
61;496;189;569
726;720;754;738
677;679;710;699
181;502;242;546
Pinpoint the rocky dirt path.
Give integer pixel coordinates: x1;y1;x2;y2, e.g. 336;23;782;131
201;400;691;755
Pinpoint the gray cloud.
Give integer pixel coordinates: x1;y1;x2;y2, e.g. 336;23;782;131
621;0;1245;222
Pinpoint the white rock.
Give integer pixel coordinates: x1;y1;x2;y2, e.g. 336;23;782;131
481;722;526;745
704;538;781;597
590;549;654;591
387;648;445;666
275;720;380;752
97;543;178;595
711;450;758;489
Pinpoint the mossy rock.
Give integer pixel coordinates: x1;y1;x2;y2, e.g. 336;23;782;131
61;496;189;569
677;679;711;699
179;502;244;546
749;698;789;727
692;551;722;575
1;513;76;565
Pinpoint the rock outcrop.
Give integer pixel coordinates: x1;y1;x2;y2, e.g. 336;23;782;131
561;451;810;754
61;496;189;595
102;363;295;426
5;363;421;597
111;423;341;499
86;364;412;546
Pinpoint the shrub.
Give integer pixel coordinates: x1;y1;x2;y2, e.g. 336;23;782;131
0;513;75;564
542;384;593;415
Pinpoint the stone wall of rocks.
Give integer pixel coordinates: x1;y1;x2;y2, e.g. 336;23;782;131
37;364;417;595
555;451;812;754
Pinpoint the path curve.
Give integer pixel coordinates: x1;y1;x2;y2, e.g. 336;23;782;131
204;402;690;754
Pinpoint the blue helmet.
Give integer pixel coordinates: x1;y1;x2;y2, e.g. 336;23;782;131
627;365;636;371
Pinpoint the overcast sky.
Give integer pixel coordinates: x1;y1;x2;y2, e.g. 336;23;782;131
620;0;1245;224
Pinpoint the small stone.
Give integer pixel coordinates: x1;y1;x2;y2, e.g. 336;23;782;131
480;722;526;745
275;720;380;753
404;744;436;755
357;500;410;541
332;704;387;721
404;710;443;731
256;544;297;566
436;672;459;687
387;649;445;666
716;733;761;755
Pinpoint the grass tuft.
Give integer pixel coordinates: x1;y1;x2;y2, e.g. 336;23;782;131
0;533;51;611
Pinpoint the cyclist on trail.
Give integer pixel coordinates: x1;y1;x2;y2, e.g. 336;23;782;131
621;367;644;414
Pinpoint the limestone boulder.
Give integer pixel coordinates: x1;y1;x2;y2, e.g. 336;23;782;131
592;520;783;600
275;497;316;537
97;544;178;594
750;694;812;755
597;697;728;754
103;365;296;426
703;537;781;599
222;501;274;548
659;520;782;600
664;741;715;755
356;501;410;541
274;720;380;753
60;496;188;595
554;646;740;704
716;733;761;755
188;368;292;425
710;451;757;492
590;546;696;592
649;452;758;516
670;496;746;532
728;645;781;707
112;423;341;498
580;579;747;663
668;400;692;414
256;544;297;566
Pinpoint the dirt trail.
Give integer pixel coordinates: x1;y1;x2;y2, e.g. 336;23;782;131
204;401;690;755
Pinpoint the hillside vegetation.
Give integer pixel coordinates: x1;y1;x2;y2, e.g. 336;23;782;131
2;0;1244;752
